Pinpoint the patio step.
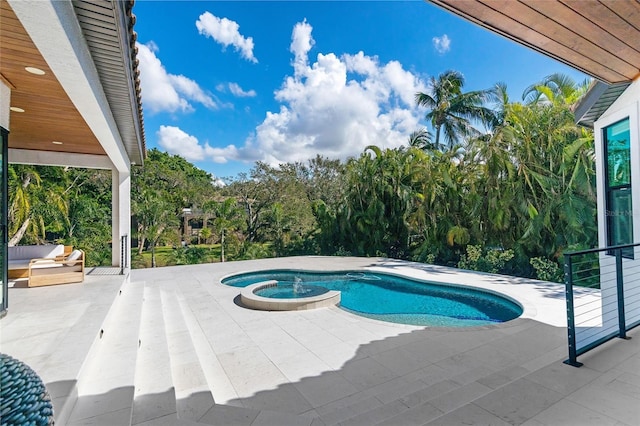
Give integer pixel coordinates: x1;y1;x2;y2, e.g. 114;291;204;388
41;277;125;425
160;282;217;422
167;280;312;426
131;284;177;425
173;280;240;405
65;280;146;425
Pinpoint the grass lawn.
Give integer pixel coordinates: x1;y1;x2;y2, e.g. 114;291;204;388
133;242;275;268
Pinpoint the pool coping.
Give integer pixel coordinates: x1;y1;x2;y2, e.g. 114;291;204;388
240;280;342;311
218;257;568;328
225;267;531;326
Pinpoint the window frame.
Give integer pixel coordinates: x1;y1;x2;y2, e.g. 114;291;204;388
603;117;634;259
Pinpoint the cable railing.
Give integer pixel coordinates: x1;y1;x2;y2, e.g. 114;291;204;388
564;242;640;367
120;234;129;275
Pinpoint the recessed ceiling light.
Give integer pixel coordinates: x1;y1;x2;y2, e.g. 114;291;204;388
10;106;25;113
25;66;45;75
52;141;63;145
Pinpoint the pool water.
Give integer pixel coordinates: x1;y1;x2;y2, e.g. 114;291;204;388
222;270;523;327
255;284;330;299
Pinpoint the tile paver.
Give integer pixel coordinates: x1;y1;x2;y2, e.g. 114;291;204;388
2;257;639;425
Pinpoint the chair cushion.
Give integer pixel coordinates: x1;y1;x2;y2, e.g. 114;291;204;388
64;250;83;266
9;245;65;261
8;260;30;270
30;260;62;269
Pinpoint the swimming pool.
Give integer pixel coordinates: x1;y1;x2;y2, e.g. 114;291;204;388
222;270;523;327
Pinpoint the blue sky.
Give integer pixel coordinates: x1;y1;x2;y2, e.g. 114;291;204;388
134;0;589;181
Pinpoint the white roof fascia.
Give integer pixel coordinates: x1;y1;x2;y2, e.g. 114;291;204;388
8;0;130;173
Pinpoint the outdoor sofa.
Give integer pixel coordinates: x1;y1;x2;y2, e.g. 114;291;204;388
8;244;85;287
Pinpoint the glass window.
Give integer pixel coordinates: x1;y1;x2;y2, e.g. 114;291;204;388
604;118;633;258
606;119;631;186
608;189;632;246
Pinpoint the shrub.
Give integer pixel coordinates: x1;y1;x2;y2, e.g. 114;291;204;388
458;244;514;274
530;256;564;283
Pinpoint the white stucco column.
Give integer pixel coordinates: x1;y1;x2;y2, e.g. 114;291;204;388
112;168;131;269
0;79;11;130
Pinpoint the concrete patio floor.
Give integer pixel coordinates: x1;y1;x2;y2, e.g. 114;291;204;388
1;256;638;425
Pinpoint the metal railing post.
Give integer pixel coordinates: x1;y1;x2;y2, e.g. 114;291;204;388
564;254;583;367
120;235;124;275
615;248;629;340
120;234;128;275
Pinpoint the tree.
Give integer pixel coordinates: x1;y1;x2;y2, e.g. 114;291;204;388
63;168;112;265
415;70;495;150
224;159;324;248
467;75;596;261
199;227;212;245
132;148;218;253
205;198;244;262
332;146;426;257
408;128;435;151
223;165;275;243
135;190;179;267
8;165;69;246
522;73;590;106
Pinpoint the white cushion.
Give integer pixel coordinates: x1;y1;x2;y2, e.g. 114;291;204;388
30;260;63;269
8;244;65;261
8;260;30;270
64;250;83;266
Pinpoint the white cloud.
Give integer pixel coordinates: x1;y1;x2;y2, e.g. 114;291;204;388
137;42;217;114
157;125;208;161
204;144;244;164
290;19;314;74
196;12;257;63
228;82;257;97
212;178;226;188
234;21;427;165
432;34;451;54
168;75;217;109
156;125;255;165
160;20;427;168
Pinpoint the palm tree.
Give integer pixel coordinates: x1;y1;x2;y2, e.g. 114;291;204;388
408;128;435;151
522;73;590;106
8;165;69;246
415;70;495;150
199;226;212;245
205;198;244;262
134;190;178;267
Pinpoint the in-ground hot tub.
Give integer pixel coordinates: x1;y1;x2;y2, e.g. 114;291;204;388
240;280;341;311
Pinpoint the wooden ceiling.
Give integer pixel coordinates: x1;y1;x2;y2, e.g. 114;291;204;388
0;0;105;156
427;0;640;84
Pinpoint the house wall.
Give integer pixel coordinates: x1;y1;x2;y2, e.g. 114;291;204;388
592;78;640;341
0;80;10;130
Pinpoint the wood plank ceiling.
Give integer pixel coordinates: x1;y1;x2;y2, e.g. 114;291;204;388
0;0;105;156
427;0;640;84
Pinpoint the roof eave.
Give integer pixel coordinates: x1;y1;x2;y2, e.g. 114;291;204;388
574;82;631;128
74;0;146;166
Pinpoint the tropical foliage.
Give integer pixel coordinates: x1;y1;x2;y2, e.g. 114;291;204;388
6;72;596;282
